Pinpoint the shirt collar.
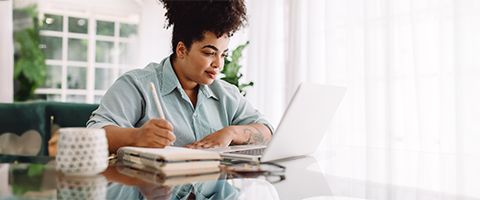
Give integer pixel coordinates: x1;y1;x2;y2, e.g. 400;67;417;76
200;84;218;100
160;57;181;95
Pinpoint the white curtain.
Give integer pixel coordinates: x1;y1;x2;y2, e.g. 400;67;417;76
244;0;480;196
244;0;286;126
246;0;480;154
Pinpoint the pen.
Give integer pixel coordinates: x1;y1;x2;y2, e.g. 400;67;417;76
150;82;175;146
149;82;166;119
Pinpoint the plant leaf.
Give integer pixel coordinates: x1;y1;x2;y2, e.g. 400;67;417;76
220;41;253;96
13;5;46;101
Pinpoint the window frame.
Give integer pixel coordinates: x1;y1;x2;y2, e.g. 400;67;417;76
35;8;139;103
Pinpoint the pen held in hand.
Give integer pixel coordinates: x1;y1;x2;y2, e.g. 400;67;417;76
149;82;166;119
150;82;175;145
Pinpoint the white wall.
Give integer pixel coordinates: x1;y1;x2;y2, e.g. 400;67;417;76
137;0;171;66
136;0;248;67
36;0;141;17
0;0;13;103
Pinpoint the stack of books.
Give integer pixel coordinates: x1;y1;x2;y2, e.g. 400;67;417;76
117;146;221;184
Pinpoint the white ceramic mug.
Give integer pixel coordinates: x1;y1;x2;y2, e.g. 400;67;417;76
56;128;108;176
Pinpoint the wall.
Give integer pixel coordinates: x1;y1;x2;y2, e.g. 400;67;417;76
0;0;13;103
137;0;171;66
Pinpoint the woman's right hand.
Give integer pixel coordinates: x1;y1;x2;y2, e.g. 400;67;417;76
133;119;176;148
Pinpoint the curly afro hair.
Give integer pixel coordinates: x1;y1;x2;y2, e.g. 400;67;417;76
159;0;247;58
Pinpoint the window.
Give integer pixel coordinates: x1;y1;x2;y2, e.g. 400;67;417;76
36;10;139;104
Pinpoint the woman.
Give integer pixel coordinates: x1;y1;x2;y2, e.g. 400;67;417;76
87;0;273;153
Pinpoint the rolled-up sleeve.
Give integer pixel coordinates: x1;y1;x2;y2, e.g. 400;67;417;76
86;74;145;129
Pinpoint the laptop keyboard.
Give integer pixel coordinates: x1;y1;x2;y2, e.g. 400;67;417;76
232;148;265;156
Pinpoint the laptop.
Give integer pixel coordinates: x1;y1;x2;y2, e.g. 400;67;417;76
207;82;347;162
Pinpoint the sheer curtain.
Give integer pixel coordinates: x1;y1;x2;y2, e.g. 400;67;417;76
244;0;480;195
243;0;286;126
246;0;480;154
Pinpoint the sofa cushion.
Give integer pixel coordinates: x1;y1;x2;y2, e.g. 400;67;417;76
0;101;99;156
0;131;42;156
0;102;48;155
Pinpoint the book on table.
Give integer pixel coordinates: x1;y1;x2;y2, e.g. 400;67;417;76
117;146;221;177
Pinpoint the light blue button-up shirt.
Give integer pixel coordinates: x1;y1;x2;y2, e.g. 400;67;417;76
87;56;273;146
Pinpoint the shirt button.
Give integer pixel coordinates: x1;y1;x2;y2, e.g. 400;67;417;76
193;113;198;118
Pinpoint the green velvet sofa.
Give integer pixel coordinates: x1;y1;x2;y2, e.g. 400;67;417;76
0;101;98;156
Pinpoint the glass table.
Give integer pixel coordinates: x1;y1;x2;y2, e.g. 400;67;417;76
1;146;479;200
0;155;284;199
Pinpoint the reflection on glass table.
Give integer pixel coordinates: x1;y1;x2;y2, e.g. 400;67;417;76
105;175;279;200
0;151;334;200
104;161;282;199
57;174;108;200
0;162;56;199
2;146;479;200
222;161;286;184
115;165;221;187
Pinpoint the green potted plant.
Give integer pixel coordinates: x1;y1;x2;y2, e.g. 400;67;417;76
13;6;46;101
221;41;253;96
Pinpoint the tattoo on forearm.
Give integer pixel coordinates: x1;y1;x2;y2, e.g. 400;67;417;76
244;126;265;145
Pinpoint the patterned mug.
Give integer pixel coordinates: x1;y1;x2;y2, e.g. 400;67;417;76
56;128;108;176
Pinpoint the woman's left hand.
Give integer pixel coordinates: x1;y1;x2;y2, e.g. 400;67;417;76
185;126;237;149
